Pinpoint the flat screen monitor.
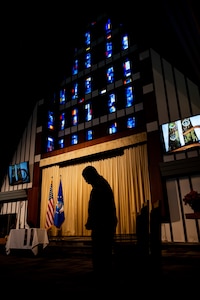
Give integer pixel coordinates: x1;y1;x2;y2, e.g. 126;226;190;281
8;161;30;186
160;114;200;153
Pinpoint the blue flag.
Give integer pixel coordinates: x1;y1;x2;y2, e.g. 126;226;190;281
54;179;65;228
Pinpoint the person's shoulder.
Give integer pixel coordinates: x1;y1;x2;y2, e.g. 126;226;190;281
99;176;110;187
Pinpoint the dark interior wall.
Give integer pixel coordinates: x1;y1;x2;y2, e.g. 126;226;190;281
0;214;16;237
146;130;168;219
27;162;41;227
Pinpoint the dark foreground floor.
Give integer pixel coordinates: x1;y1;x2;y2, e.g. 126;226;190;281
0;243;200;297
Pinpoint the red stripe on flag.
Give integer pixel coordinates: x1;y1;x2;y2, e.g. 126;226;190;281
45;180;55;229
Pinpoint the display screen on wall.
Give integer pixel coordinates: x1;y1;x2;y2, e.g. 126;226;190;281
8;161;30;186
160;114;200;153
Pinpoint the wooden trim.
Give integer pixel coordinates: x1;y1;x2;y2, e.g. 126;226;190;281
159;156;200;177
185;212;200;219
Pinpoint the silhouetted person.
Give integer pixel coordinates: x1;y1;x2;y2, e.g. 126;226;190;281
82;166;118;287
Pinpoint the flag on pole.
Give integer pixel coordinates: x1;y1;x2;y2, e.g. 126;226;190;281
45;179;55;229
54;178;65;228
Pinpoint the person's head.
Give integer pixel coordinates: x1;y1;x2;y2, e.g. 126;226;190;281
82;166;99;184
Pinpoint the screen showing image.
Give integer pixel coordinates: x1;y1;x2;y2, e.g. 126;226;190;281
8;161;30;186
161;114;200;153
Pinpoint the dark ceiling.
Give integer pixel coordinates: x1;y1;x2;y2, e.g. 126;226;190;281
0;0;199;184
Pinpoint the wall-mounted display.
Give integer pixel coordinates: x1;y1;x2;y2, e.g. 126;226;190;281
8;161;30;186
161;114;200;153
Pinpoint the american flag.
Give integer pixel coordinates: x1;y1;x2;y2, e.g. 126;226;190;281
45;179;55;229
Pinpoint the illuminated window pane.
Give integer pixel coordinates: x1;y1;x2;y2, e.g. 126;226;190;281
125;86;134;107
122;34;129;50
59;112;65;130
86;129;93;141
108;93;116;113
72;82;78;100
100;89;106;95
106;42;112;58
105;19;112;35
47;136;54;152
85;32;90;46
72;59;78;75
123;59;131;77
60;89;66;104
79;97;85;104
85;52;91;68
85;77;91;94
85;102;92;121
47;111;54;130
124;78;132;84
58;138;64;149
127;117;136;128
107;66;114;84
71;134;78;145
72;108;78;126
109;122;117;134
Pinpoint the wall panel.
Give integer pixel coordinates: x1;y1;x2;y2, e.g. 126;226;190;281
150;49;168;125
163;59;179;121
174;69;190;118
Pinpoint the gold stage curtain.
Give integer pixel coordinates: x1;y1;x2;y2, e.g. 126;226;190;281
40;143;151;237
